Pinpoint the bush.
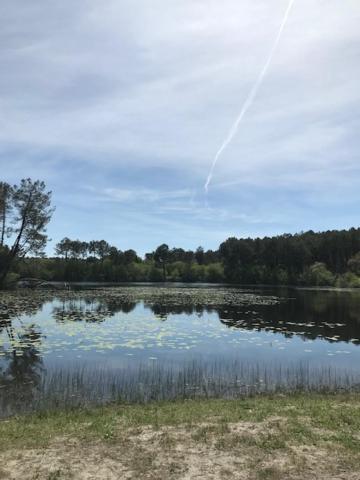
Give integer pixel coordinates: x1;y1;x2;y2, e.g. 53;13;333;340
336;272;360;288
303;262;336;287
2;272;20;288
347;252;360;275
274;267;289;285
148;267;164;282
205;263;225;283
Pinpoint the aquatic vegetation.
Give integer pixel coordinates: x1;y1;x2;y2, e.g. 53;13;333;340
1;360;360;417
1;285;360;416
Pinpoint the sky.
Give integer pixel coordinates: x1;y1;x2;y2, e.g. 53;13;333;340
1;0;359;256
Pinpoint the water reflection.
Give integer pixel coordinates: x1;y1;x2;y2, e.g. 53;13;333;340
0;286;360;416
0;321;43;408
145;301;212;321
48;288;359;345
1;287;359;344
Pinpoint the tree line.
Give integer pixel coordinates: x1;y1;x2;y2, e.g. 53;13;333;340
219;231;360;287
15;240;224;284
1;178;360;287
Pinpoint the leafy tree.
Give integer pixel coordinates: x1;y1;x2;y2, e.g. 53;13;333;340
203;249;219;265
336;272;360;288
0;182;13;247
219;237;254;282
148;266;163;282
169;248;186;262
348;252;360;276
96;240;111;262
124;249;139;264
0;179;53;286
55;237;72;260
195;246;205;265
88;240;98;258
88;240;110;262
304;263;335;287
206;263;225;282
154;244;169;281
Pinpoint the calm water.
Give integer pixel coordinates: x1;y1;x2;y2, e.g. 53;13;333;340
1;285;360;414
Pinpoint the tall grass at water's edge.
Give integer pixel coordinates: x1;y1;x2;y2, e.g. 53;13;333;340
1;359;360;417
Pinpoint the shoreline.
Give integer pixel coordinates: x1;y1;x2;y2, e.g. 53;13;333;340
1;393;359;479
3;280;360;292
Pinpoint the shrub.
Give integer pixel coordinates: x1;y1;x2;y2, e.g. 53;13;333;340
304;262;336;287
336;272;360;288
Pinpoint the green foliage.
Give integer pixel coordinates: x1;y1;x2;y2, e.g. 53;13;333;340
336;272;360;288
10;257;225;284
26;239;223;284
148;266;164;282
219;229;360;286
348;252;360;276
1;272;20;288
0;182;12;247
206;263;225;283
0;179;53;286
274;267;289;285
8;228;360;287
153;244;169;280
303;262;336;287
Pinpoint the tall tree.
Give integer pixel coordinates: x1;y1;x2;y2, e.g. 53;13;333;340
55;237;72;260
0;179;54;286
154;244;169;281
96;240;111;262
195;246;205;265
88;240;110;262
0;182;12;247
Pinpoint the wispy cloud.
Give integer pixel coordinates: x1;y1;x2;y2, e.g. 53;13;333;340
98;187;192;203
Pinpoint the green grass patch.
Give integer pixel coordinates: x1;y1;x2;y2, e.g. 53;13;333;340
0;393;359;454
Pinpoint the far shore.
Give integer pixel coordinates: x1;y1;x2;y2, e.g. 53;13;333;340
3;279;360;291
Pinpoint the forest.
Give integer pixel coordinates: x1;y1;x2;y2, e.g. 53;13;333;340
1;179;360;287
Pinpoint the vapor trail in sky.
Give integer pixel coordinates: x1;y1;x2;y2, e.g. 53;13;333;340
204;0;296;192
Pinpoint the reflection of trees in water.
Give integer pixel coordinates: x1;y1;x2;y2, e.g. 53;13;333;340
108;300;136;314
0;294;47;413
52;297;137;323
52;296;217;323
217;290;360;344
144;302;215;321
0;321;43;412
0;293;48;324
52;298;110;323
2;288;360;352
143;291;360;344
38;288;360;345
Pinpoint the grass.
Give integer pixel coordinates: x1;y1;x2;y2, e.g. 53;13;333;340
1;393;359;450
0;394;359;479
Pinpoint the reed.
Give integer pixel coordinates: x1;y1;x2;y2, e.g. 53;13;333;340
1;358;359;417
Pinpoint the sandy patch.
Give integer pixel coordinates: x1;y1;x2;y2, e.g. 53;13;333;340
1;420;359;480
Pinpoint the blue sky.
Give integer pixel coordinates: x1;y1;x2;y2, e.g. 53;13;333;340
1;0;359;256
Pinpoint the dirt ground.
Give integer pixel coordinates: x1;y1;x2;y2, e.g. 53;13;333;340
1;418;359;480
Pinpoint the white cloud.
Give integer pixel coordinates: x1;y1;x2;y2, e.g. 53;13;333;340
96;187;192;203
0;0;360;168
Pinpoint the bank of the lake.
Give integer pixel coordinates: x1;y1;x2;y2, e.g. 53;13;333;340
1;394;359;479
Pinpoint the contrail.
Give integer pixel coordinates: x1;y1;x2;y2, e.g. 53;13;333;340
204;0;295;192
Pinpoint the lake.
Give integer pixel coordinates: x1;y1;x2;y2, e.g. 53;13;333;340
1;284;360;416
